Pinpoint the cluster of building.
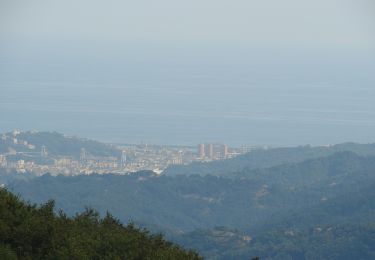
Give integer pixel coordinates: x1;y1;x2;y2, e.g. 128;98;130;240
0;130;258;176
198;143;230;160
0;145;195;176
116;144;196;174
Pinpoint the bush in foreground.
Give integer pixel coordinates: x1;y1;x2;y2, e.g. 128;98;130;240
0;188;201;259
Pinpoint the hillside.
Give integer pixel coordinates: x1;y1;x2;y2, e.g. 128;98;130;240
164;143;375;176
8;152;375;229
0;168;35;186
0;188;201;259
0;131;120;160
5;151;375;259
175;223;375;260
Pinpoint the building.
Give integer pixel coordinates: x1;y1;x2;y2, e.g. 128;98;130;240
198;143;229;160
205;144;214;159
120;150;127;168
198;144;205;159
221;144;228;159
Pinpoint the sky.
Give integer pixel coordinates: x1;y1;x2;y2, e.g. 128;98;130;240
1;0;375;47
0;0;375;146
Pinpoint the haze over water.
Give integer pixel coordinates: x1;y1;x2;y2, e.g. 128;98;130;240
1;0;375;146
1;47;374;146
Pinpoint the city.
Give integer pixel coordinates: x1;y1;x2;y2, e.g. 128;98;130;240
0;130;260;176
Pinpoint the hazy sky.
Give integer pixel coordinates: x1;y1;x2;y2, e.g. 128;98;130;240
1;1;375;145
1;0;375;48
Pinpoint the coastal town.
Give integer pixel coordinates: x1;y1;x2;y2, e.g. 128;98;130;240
0;130;257;176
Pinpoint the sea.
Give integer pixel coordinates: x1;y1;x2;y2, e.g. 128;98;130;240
1;48;375;147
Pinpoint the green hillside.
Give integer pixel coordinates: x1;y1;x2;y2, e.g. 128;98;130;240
0;131;120;159
9;152;375;232
5;151;375;259
175;224;375;260
0;188;201;260
164;143;375;176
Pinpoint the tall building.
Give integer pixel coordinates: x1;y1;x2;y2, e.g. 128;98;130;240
197;143;231;160
198;144;205;159
222;144;228;159
120;150;127;168
205;144;214;159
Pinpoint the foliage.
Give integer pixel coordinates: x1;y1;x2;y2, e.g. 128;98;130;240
4;151;375;259
1;131;121;159
0;168;36;186
0;188;201;260
176;224;375;260
9;152;375;233
164;143;375;176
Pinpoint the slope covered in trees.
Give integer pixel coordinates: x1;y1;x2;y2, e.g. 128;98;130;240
164;143;375;176
175;224;375;260
5;151;375;259
1;131;120;159
0;188;201;259
9;152;375;232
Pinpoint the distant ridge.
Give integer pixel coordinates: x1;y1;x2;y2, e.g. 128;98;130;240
0;130;121;159
164;142;375;176
4;149;375;259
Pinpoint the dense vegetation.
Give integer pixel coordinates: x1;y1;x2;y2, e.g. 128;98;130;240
0;168;35;186
176;224;375;260
164;143;375;176
0;188;201;259
9;152;375;232
3;134;375;259
1;131;121;159
6;151;375;259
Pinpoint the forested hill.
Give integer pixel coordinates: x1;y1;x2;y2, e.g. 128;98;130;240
164;143;375;176
8;152;375;232
4;151;375;259
0;188;201;260
0;131;120;158
175;223;375;260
